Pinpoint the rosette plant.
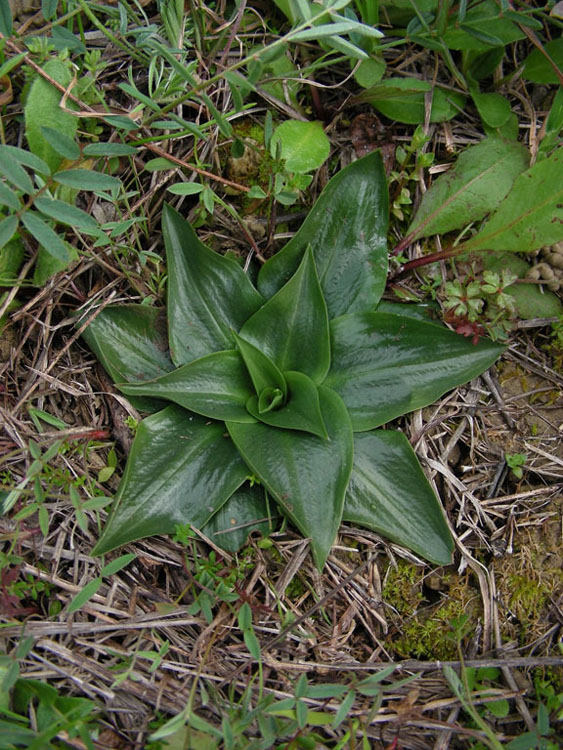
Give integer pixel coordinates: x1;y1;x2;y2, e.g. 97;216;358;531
81;153;503;569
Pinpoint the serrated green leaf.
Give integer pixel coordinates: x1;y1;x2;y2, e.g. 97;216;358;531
201;483;272;553
0;216;19;250
246;371;328;438
53;169;122;192
0;148;33;193
227;386;353;569
406;137;529;241
270;121;330;174
343;430;453;565
24;59;78;173
258;151;388;318
325;312;503;430
21;212;71;263
163;204;264;366
34;196;99;232
460;147;563;254
91;406;249;555
40;126;80;161
242;247;330;383
119;350;255;423
79;304;174;412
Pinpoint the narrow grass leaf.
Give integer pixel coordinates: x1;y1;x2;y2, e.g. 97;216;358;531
101;553;136;577
0;216;18;250
332;690;356;728
40;126;80;161
0;0;13;35
68;577;102;613
0;52;27;80
21;212;70;263
53;169;122;192
83;143;138;157
0;148;33;192
34;196;99;232
199;92;233;138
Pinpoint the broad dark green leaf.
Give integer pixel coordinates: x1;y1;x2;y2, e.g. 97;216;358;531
34;196;100;233
234;331;287;400
227;386;353;569
163;204;264;366
242;247;330;383
375;300;442;325
325;312;503;431
201;483;274;553
405;137;529;242
21;212;71;263
257;152;389;318
343;430;453;565
361;78;466;125
119;350;256;423
53;169;122;192
0;0;12;35
460;148;563;255
92;406;249;555
246;371;328;438
79;304;174;412
0;148;33;193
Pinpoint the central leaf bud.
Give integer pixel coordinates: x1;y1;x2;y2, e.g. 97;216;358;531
258;386;285;414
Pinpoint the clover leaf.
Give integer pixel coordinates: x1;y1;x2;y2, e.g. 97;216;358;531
80;152;503;569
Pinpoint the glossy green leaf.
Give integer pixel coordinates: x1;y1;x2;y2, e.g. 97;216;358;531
242;247;330;383
119;350;255;423
163;204;264;366
405;137;529;242
270;121;330;174
361;78;466;125
257;152;389;318
460;148;563;255
246;371;328;438
53;169;122;192
34;196;100;233
201;484;274;553
233;331;287;400
21;212;71;263
227;386;353;569
325;312;504;431
343;430;453;565
79;304;174;412
92;406;248;555
24;59;78;173
523;39;563;84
